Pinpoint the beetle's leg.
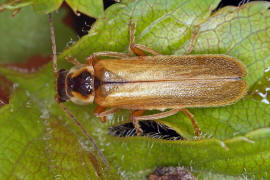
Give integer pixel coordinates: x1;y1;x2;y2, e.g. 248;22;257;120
134;109;180;121
180;109;201;137
94;106;119;122
130;110;145;135
11;8;21;17
129;20;161;56
65;56;81;65
134;109;201;137
128;21;144;56
94;106;107;122
185;26;199;54
0;0;19;12
132;44;161;56
86;51;130;65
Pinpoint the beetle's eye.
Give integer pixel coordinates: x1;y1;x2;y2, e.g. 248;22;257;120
68;70;93;97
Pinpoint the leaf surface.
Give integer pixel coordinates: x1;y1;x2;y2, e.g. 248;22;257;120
0;6;75;63
0;0;104;18
1;0;270;179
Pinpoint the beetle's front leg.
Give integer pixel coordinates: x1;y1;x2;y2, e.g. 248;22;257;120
86;51;130;65
128;20;161;56
65;56;81;65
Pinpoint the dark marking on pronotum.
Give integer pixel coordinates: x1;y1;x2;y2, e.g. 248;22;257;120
68;70;93;97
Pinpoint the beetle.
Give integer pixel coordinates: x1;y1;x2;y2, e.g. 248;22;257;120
49;16;247;169
56;20;247;136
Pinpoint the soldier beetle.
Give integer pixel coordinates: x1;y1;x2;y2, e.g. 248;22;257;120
49;15;248;170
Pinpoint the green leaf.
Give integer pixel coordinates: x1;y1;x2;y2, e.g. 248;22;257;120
31;0;63;14
0;0;104;18
1;0;270;179
65;0;104;18
0;6;76;63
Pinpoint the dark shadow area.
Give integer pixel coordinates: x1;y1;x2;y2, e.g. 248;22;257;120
108;120;183;140
73;0;118;36
213;0;270;13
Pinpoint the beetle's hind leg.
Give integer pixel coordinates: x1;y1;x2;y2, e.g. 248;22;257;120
180;109;201;137
133;109;201;137
128;19;161;56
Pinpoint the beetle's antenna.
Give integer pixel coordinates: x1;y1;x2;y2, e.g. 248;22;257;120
48;13;110;170
48;14;58;77
57;102;110;170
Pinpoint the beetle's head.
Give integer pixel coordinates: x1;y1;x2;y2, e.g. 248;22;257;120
57;65;95;105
